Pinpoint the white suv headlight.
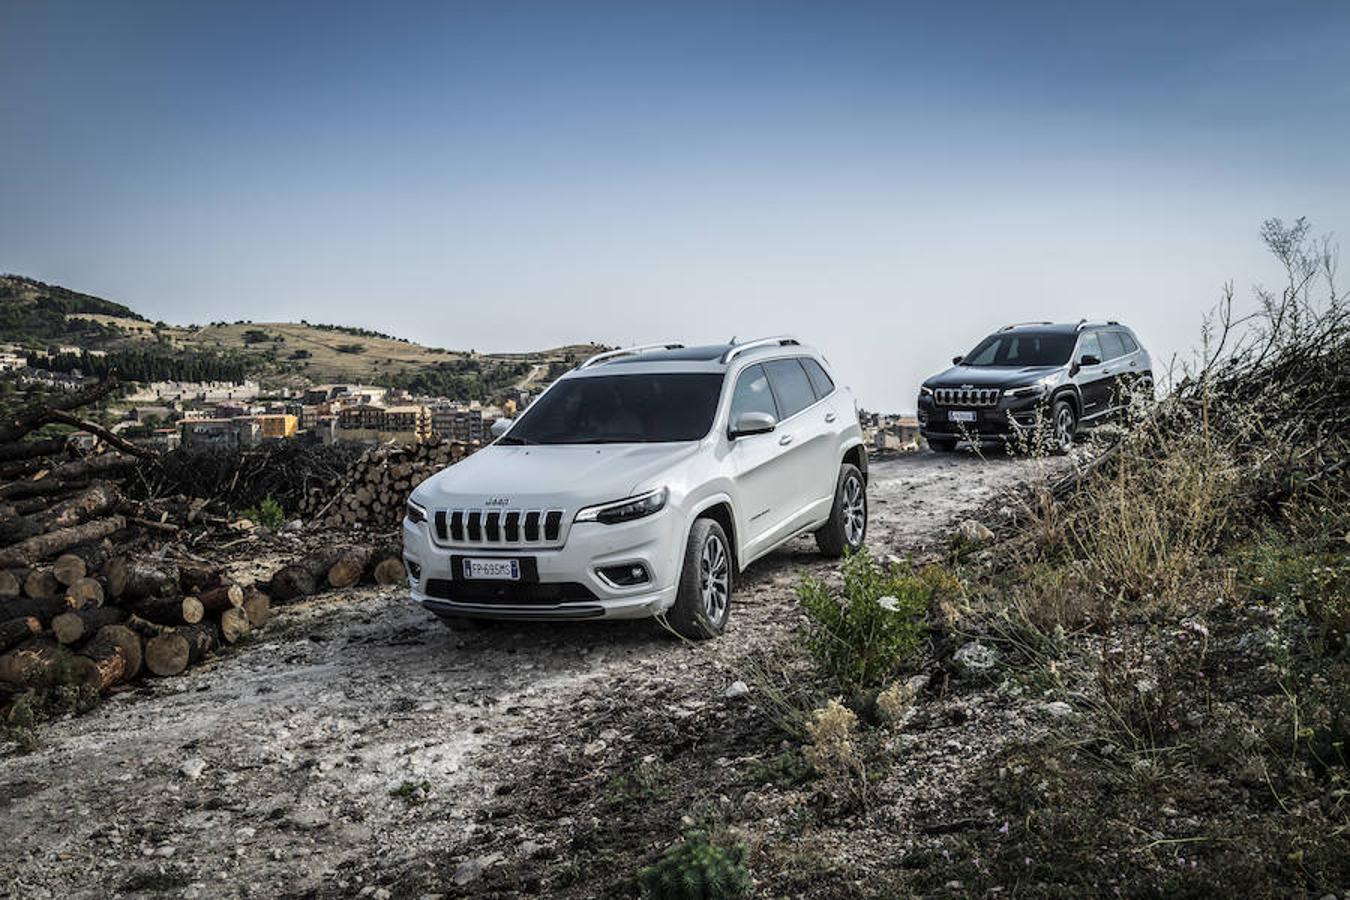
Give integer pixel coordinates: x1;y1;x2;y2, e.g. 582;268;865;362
405;499;427;525
574;487;669;525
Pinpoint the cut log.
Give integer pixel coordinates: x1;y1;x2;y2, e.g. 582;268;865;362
0;516;126;569
144;622;218;677
123;614;173;638
106;557;179;600
0;436;69;463
127;594;204;627
0;638;62;686
177;562;221;595
0;616;40;653
219;607;251;644
52;553;87;587
0;483;121;546
0;595;67;626
64;577;105;609
0;570;20;600
326;546;373;589
52;606;127;645
267;564;316;602
372;557;407;586
96;624;142;678
70;633;129;692
0;478;90;503
241;587;270;627
197;582;243;613
23;569;59;600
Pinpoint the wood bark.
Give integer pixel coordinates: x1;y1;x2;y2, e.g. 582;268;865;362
0;570;20;600
0;483;120;546
123;614;173;639
0;638;62;686
0;436;68;463
96;624;142;678
326;547;373;589
0;516;125;568
177;562;221;595
144;622;218;677
1;595;67;626
71;632;129;691
267;564;316;602
127;594;204;627
241;587;270;627
197;582;243;613
0;616;40;653
52;606;126;645
0;375;118;443
106;557;179;600
64;577;105;609
41;409;158;460
372;557;407;586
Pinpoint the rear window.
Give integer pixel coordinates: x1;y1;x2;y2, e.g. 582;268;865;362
1117;331;1139;353
763;359;817;419
800;358;835;399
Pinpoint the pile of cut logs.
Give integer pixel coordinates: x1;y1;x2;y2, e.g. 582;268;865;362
300;437;472;530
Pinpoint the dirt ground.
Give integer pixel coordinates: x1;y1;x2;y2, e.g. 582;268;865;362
0;448;1069;899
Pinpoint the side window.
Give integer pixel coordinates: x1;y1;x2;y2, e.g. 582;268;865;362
800;357;835;399
763;359;817;419
1098;331;1127;360
730;364;778;421
1077;332;1102;363
1117;331;1139;353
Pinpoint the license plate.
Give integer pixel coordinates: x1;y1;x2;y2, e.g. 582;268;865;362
948;410;977;423
462;558;521;581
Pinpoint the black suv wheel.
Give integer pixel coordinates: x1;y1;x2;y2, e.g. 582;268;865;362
1051;398;1077;453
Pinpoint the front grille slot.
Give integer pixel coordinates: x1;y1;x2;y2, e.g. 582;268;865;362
935;387;1000;407
433;507;565;547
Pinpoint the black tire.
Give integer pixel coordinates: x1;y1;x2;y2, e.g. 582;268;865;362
1050;397;1077;454
667;518;732;640
927;438;957;453
814;463;868;558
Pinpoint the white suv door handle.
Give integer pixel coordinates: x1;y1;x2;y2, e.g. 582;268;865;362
778;434;793;446
824;411;837;423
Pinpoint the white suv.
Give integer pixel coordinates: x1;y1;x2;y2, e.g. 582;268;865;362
403;337;868;639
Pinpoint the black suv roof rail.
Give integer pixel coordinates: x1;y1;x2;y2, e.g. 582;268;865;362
998;321;1053;331
1075;319;1121;331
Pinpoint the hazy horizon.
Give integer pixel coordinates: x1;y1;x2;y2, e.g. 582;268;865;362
3;1;1348;411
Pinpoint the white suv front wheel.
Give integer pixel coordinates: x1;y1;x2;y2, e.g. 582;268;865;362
668;518;732;640
815;463;868;558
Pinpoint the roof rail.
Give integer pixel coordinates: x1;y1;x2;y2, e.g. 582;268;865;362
1075;319;1120;331
720;335;801;364
998;320;1053;332
578;342;685;369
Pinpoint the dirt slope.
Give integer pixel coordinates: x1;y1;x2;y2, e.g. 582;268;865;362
0;450;1065;898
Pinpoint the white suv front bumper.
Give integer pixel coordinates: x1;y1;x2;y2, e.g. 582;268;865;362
402;508;685;621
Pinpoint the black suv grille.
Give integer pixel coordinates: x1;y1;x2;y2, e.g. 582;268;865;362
935;387;1000;407
434;508;565;547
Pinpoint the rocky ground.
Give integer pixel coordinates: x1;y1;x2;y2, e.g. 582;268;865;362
0;448;1070;899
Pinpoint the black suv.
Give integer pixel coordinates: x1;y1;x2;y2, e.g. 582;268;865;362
917;320;1152;453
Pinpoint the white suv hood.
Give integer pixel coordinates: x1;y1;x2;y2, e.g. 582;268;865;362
412;441;701;509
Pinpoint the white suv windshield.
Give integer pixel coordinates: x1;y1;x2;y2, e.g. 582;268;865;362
502;373;725;444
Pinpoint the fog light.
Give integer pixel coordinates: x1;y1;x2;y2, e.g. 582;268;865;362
405;559;422;582
599;563;649;587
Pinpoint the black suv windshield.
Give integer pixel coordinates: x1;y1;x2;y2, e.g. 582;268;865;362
503;373;724;444
961;331;1076;367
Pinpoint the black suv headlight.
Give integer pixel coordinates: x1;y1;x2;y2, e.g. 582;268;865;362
919;386;933;397
405;499;427;525
1003;383;1049;399
575;487;668;525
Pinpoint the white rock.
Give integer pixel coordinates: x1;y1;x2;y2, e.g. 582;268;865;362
179;758;207;780
724;680;750;699
957;519;995;545
952;641;997;675
1041;701;1073;719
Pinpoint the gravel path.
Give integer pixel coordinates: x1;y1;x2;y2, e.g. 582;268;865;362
0;449;1066;898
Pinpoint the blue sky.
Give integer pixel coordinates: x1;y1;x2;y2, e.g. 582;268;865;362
2;1;1348;409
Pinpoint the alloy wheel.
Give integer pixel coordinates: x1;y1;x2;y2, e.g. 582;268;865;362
1055;405;1075;451
842;474;866;548
699;533;730;622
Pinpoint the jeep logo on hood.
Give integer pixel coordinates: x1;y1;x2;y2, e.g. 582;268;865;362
483;497;511;507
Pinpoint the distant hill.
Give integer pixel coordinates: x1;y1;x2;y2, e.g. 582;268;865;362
0;274;601;398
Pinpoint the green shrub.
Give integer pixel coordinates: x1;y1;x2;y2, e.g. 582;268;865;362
638;831;753;899
798;548;955;694
242;495;284;529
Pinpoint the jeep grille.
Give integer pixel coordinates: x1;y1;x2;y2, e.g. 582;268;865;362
935;387;1000;407
432;509;566;547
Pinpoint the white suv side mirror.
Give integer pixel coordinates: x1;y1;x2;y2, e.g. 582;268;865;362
729;410;776;439
490;417;514;438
